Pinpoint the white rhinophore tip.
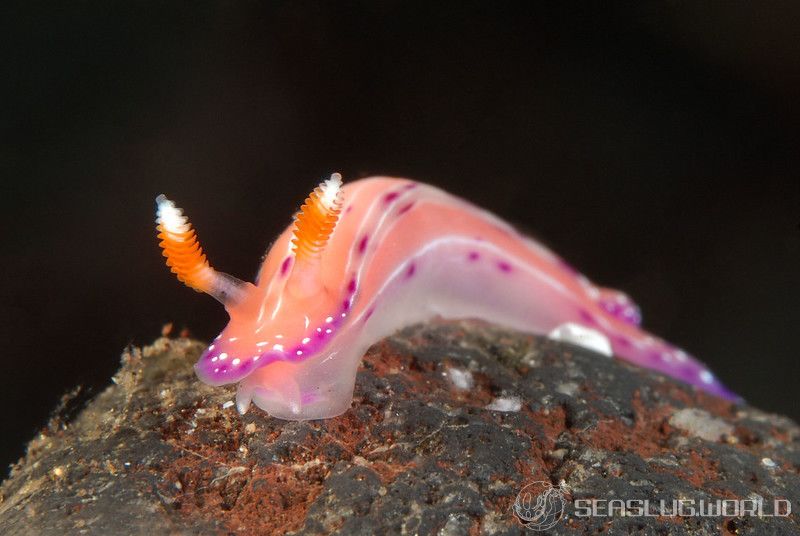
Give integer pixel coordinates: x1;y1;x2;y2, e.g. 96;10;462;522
156;195;190;235
319;173;343;210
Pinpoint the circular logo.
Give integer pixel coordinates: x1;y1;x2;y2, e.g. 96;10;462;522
513;481;566;531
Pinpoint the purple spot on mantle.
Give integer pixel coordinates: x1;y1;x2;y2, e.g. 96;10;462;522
345;205;353;214
468;251;480;261
398;202;415;215
578;309;596;325
497;261;513;273
280;256;293;277
403;183;417;190
357;235;369;254
347;278;357;293
615;336;631;348
383;191;400;204
364;307;375;321
558;259;578;275
405;262;416;278
342;299;351;310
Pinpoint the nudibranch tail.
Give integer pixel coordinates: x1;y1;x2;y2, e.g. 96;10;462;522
155;195;247;305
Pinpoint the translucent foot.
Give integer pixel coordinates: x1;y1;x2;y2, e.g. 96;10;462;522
234;360;354;420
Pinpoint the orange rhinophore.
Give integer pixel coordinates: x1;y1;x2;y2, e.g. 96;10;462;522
285;173;344;298
155;194;215;293
291;172;343;262
156;194;249;306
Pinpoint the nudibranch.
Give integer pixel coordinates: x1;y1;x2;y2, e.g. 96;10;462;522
155;174;738;419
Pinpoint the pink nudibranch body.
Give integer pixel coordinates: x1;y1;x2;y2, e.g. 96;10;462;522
156;175;737;420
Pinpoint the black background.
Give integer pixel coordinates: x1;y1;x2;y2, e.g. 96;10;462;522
2;2;798;477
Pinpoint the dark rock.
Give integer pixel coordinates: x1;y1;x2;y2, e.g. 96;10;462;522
1;321;798;535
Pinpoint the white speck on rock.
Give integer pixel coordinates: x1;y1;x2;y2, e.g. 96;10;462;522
761;457;777;468
447;367;474;390
548;322;613;357
222;400;235;409
437;512;471;536
486;396;522;412
668;408;734;442
556;381;580;397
